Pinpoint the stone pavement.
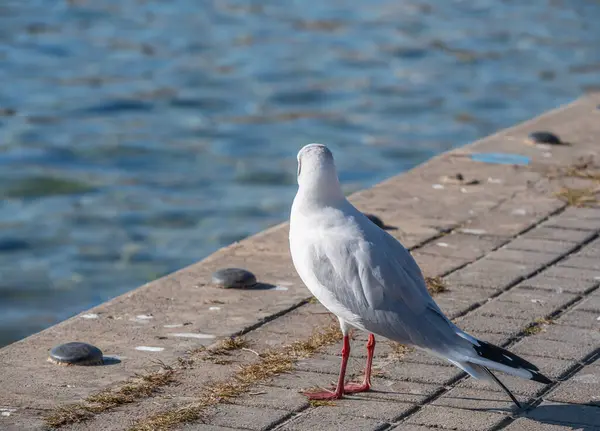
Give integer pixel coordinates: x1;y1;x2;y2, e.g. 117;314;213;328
1;94;600;430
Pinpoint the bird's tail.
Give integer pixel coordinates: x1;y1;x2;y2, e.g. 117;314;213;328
454;332;552;384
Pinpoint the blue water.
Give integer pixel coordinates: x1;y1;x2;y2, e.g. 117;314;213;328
1;0;599;347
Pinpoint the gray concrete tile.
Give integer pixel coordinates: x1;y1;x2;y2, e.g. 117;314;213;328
467;331;511;347
389;426;440;431
521;227;595;243
519;274;597;294
524;401;600;429
232;384;309;412
477;287;577;320
504;238;578;254
455;313;530;336
412;252;467;277
458;212;539;237
486;249;561;265
277;407;387;431
503;417;600;431
562;207;600;220
352;379;441;404
444;269;524;291
181;425;240;431
431;386;516;413
401;348;453;367
546;364;600;405
267;370;339;393
538;266;600;282
373;359;462;386
405;404;506;430
415;234;508;261
309;396;415;422
206;404;292;431
434;285;498;319
556;309;600;330
541;216;600;231
535;324;600;351
466;258;539;278
578;237;600;258
512;337;594;361
576;292;600;313
558;256;600;271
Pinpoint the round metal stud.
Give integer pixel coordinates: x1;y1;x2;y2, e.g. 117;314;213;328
48;342;103;366
212;268;257;289
527;131;562;146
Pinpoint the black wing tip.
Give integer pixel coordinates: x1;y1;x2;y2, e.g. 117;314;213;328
474;340;553;384
530;371;553;385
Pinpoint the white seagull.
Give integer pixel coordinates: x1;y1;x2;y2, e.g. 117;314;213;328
289;143;551;406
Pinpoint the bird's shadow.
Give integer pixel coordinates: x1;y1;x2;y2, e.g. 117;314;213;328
351;391;598;431
517;403;600;430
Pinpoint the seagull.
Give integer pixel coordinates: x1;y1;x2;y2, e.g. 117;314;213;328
289;143;551;406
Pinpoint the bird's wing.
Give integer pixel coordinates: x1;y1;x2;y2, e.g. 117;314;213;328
308;217;440;316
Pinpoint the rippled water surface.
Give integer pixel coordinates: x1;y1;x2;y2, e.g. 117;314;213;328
1;0;600;347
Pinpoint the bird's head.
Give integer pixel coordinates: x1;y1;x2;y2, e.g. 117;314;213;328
296;143;343;202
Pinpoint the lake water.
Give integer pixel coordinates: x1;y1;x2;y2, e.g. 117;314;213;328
1;0;599;347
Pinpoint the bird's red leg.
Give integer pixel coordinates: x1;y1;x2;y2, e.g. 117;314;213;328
344;333;375;393
303;334;350;400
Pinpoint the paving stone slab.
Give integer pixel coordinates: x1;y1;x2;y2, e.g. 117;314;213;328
535;324;600;352
520;227;596;243
538;266;600;282
266;370;339;394
512;337;594;361
578;237;600;257
541;217;600;232
524;401;600;429
232;384;309;412
308;397;415;422
444;270;524;291
204;404;292;431
455;313;530;336
498;285;577;309
372;359;463;386
476;287;577;320
276;408;387;431
404;405;506;430
575;292;600;313
433;285;498;319
412;253;468;277
415;234;508;261
558;256;600;271
467;331;511;347
182;425;241;431
350;379;441;405
556;309;600;330
546;364;600;405
458;212;541;238
464;258;538;278
503;417;600;431
519;274;597;294
504;237;579;254
430;386;516;413
562;207;600;220
389;426;440;431
486;248;562;265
